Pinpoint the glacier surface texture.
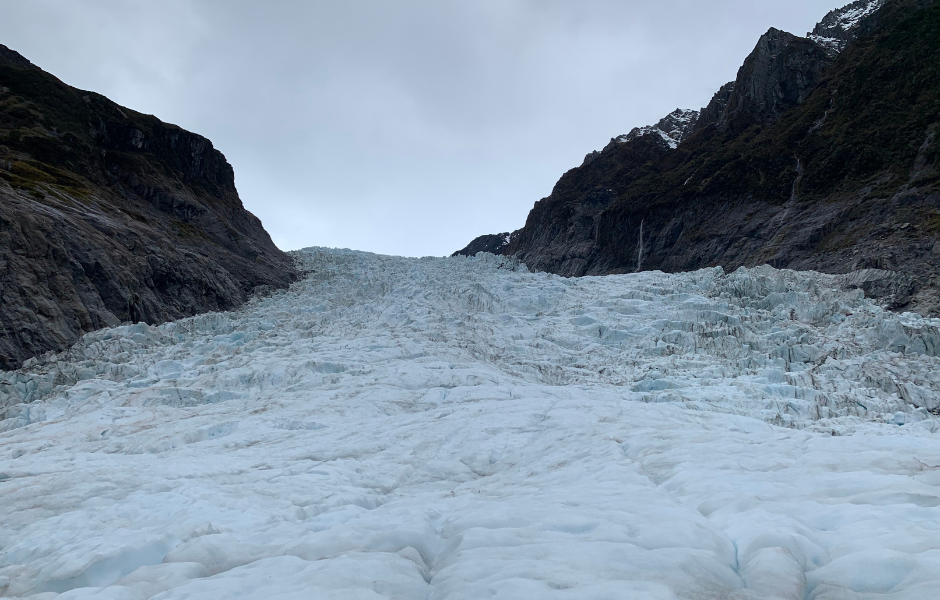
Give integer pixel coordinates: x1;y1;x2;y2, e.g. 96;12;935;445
2;248;940;599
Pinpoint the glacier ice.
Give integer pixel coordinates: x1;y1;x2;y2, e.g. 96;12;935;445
0;248;938;599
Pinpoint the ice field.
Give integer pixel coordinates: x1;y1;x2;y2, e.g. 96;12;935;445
1;247;940;599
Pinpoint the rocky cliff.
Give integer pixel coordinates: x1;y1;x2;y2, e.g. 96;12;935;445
455;0;940;315
809;0;886;54
582;108;700;167
0;45;297;369
697;27;833;132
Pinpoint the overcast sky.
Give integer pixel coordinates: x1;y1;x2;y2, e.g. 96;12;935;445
0;0;849;256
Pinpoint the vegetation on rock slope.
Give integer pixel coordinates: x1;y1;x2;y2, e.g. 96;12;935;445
459;0;940;315
0;45;297;369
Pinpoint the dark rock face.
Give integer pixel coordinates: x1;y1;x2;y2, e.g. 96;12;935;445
583;109;700;167
457;0;940;315
702;28;834;133
809;0;885;54
694;82;736;134
0;45;297;369
615;108;701;149
452;231;518;257
651;109;701;145
507;133;675;276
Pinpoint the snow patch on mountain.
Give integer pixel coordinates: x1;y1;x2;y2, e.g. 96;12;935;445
617;108;700;150
808;0;885;54
583;109;700;165
1;249;939;598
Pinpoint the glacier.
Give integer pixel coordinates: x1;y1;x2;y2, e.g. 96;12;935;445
1;248;939;599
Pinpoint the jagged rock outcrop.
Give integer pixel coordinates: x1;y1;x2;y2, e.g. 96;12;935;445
611;108;701;151
456;108;701;259
700;28;834;132
452;231;518;257
0;45;297;369
694;82;736;135
580;109;700;167
810;0;886;54
455;0;940;315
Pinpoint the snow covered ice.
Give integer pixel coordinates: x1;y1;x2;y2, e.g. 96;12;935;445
2;248;940;599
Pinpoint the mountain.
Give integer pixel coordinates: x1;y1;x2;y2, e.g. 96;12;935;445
0;45;297;369
454;0;939;315
809;0;886;54
582;108;700;167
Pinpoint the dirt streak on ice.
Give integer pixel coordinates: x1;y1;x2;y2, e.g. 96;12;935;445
1;248;939;599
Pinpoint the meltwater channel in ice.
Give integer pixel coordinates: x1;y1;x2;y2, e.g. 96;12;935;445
1;248;939;599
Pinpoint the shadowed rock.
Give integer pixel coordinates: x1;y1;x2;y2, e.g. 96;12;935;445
455;0;940;316
0;45;298;369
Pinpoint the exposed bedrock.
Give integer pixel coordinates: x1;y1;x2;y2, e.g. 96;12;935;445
457;0;940;316
0;45;297;369
695;27;833;133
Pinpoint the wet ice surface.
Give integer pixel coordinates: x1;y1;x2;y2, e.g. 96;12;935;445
2;248;940;599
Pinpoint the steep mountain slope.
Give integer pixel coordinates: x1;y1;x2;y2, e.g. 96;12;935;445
581;108;701;167
809;0;886;54
0;45;297;369
456;0;939;315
